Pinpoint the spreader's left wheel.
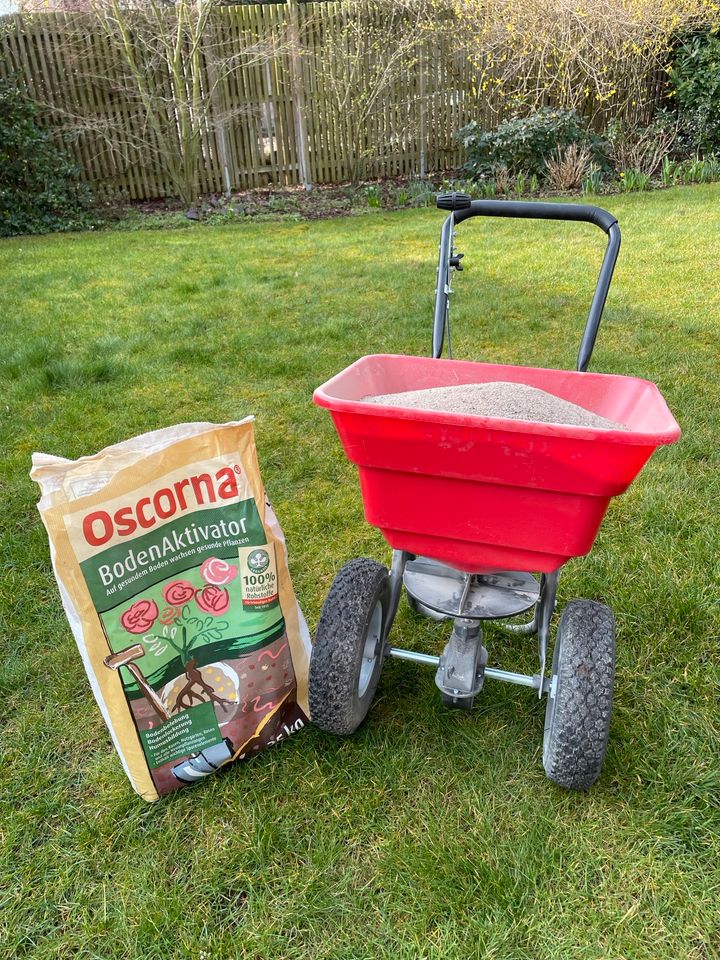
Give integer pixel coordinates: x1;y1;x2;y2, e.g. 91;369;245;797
309;558;390;736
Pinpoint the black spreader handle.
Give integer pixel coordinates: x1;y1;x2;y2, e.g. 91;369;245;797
433;197;621;371
452;198;618;234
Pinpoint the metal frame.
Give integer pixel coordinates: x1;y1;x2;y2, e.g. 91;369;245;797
382;550;559;698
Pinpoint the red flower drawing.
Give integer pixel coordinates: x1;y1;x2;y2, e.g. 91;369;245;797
200;557;238;586
159;605;180;625
163;580;195;606
195;584;230;616
120;598;158;634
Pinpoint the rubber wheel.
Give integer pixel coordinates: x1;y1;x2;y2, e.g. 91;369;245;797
309;558;390;736
543;600;616;790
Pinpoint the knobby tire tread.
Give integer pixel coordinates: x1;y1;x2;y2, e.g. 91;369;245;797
544;600;615;791
309;558;389;736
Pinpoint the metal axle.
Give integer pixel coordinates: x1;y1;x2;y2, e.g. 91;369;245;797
388;646;548;692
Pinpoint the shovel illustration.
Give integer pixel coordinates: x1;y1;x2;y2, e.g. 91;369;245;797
103;643;234;783
170;738;234;784
104;643;170;721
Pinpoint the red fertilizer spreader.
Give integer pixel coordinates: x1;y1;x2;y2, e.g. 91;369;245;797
308;194;680;790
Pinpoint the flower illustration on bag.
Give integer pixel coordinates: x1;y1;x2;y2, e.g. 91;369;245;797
200;557;238;586
159;605;180;625
163;580;196;605
118;566;232;675
114;565;237;723
195;584;230;615
120;598;159;635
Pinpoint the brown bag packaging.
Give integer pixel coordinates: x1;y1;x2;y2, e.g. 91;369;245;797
31;419;310;801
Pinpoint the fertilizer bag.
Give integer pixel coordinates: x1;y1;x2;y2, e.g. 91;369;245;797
31;419;310;802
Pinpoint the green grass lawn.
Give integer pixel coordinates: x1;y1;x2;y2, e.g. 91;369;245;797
1;185;719;960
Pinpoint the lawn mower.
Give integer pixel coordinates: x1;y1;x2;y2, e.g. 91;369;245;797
308;194;680;790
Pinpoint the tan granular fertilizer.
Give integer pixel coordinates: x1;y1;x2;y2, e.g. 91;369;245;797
364;381;626;431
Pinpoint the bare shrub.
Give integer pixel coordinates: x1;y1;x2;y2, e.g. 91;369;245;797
62;0;438;192
545;143;592;190
30;0;296;208
450;0;717;124
607;119;679;177
309;0;435;182
493;163;510;194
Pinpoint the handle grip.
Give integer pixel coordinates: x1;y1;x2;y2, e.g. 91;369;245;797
452;198;617;234
436;192;472;212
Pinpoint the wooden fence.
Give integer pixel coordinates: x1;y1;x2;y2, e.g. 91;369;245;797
0;2;666;201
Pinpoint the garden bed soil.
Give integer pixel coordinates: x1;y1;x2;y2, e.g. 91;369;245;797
97;174;708;230
131;632;303;796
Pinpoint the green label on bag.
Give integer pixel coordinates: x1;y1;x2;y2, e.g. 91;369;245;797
81;500;266;612
139;701;222;768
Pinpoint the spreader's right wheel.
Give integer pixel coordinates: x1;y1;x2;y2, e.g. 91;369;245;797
309;558;390;736
543;600;616;791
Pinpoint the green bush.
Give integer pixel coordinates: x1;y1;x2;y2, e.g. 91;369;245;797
0;74;94;237
458;108;609;180
668;30;720;156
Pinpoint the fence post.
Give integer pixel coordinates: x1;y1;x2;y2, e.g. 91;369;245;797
218;125;233;196
419;44;426;179
288;0;312;190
